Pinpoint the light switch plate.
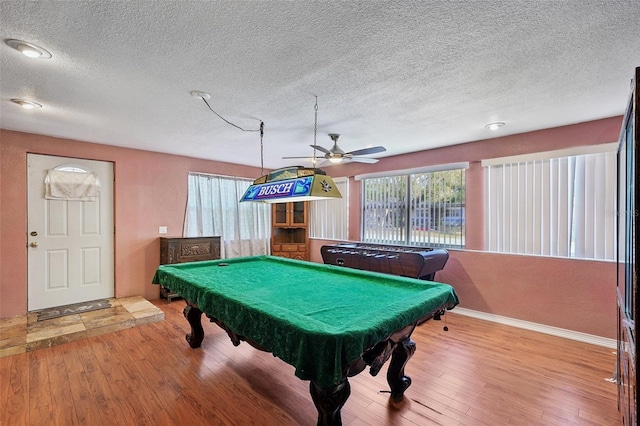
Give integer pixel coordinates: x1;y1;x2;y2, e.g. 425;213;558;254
159;226;167;234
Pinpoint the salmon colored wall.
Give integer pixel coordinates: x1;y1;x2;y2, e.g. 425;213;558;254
328;116;622;179
1;116;623;339
312;116;623;339
309;239;616;338
0;129;261;318
439;251;616;338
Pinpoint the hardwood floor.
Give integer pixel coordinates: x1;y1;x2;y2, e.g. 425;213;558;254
0;299;621;425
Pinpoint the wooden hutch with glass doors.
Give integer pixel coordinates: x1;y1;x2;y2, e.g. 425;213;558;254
271;201;309;260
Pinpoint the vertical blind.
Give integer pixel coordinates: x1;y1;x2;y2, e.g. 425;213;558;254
485;151;616;259
309;177;348;240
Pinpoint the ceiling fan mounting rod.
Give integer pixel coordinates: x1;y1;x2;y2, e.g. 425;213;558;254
282;104;386;166
313;96;318;166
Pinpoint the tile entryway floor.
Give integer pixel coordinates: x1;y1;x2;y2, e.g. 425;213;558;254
0;296;164;358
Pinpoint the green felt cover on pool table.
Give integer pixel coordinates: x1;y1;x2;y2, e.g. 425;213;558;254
153;255;459;388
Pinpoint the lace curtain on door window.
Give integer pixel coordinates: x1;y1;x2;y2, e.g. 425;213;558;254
44;165;101;201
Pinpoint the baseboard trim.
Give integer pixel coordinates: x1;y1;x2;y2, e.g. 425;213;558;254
451;307;617;349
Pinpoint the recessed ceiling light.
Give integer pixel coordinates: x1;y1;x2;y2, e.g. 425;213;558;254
11;99;43;109
485;122;505;131
5;39;52;59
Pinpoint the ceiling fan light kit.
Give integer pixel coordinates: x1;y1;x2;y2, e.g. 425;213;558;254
284;132;387;166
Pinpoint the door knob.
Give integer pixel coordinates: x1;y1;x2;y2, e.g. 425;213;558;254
29;242;38;248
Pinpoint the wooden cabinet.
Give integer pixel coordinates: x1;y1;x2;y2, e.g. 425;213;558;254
617;66;638;426
159;236;221;301
272;201;307;227
271;202;309;260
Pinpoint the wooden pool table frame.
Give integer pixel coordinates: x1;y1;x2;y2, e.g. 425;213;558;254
182;299;448;426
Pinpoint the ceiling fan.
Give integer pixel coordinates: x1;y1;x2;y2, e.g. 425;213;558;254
283;133;386;166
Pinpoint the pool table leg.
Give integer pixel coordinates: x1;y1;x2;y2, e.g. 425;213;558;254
183;303;204;348
387;337;416;402
310;378;351;426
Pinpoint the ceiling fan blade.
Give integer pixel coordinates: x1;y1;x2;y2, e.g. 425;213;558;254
347;146;386;156
349;157;379;164
310;144;332;155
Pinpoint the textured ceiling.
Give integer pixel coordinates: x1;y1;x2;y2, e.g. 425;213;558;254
1;1;639;169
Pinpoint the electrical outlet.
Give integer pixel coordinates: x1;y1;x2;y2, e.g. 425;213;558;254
159;226;167;234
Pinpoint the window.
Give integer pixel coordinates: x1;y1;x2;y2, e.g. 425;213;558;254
309;177;349;240
484;147;616;259
183;173;271;258
360;166;466;248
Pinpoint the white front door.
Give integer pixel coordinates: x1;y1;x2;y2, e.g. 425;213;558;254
27;154;114;311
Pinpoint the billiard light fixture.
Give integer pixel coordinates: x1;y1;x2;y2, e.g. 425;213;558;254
11;99;42;109
485;122;505;131
5;39;52;59
191;92;342;203
236;96;342;203
240;166;342;203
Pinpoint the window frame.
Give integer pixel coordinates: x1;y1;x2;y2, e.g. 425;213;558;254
357;164;467;249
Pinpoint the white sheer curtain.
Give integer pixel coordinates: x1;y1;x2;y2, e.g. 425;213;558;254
183;173;271;258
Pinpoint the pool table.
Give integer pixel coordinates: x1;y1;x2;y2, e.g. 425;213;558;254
152;255;459;425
